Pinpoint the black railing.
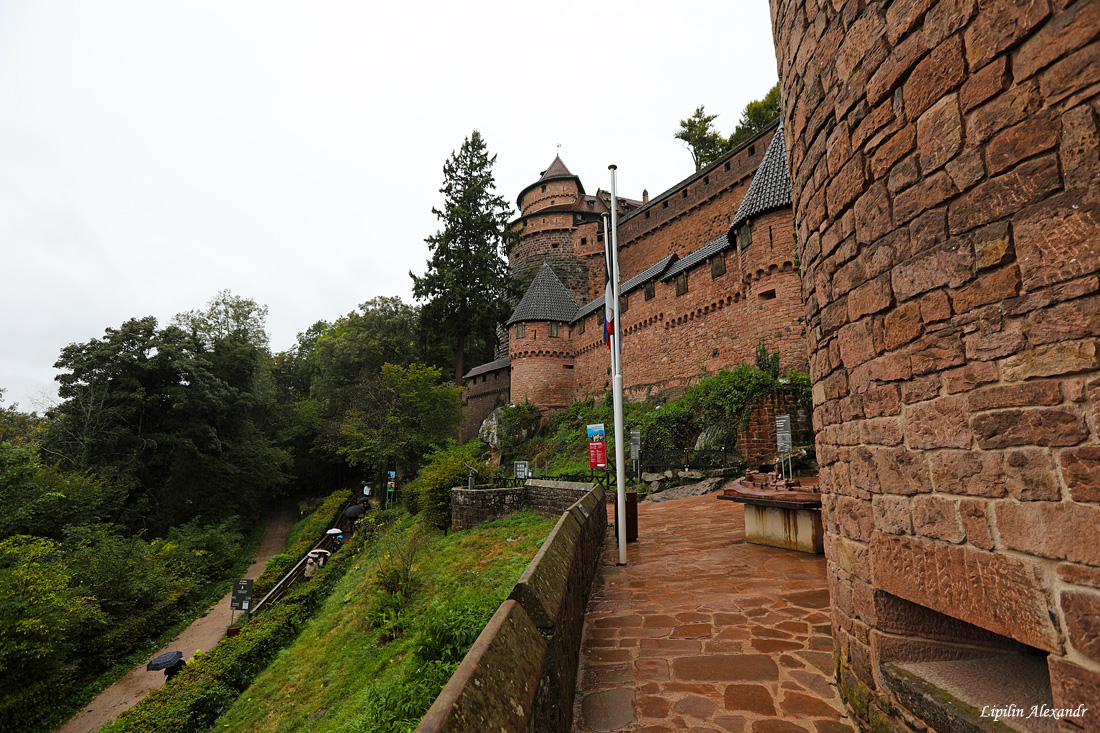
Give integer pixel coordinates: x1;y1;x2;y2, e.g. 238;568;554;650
639;448;727;470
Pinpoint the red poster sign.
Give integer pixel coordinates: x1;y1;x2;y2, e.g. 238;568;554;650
588;441;607;470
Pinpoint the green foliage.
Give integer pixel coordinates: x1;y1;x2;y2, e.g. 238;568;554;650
335;362;463;478
411;590;499;665
0;389;45;445
755;338;781;378
638;398;699;450
411;130;519;383
499;401;541;457
675;105;731;171
408;439;498;526
728;83;782;148
251;489;350;600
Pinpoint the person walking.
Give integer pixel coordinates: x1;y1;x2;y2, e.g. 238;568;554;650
304;556;318;581
361;481;372;509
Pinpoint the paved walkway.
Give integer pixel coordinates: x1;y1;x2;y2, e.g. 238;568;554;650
572;491;853;733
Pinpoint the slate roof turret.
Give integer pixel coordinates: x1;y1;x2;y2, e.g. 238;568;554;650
507;263;580;325
518;155;585;208
730;124;792;230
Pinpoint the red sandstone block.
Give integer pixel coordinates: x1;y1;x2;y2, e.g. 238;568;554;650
968;380;1063;412
893;170;959;227
960;55;1009;112
909;329;967;375
951;265;1022;313
873;494;913;535
1015;0;1100;81
1040;39;1100;106
854;182;893;246
848;272;893;321
904;34;967;118
861;417;904;446
1058;562;1100;589
1061;590;1100;663
1060;446;1100;503
912;494;965;543
901;375;941;403
948;154;1062;235
1048;656;1100;730
962;221;1013;272
870;532;1062;652
869;30;930;104
930;449;1007;497
888;154;922;196
923;0;979;46
964;0;1051;70
905;395;972;449
963;330;1027;361
863;384;902;418
944;147;986;193
972;405;1088;449
874;446;933;495
826;154;866;218
886;0;938;45
722;683;775;715
1025;295;1100;347
965;79;1044;145
1014;189;1100;290
919;289;953;324
958;499;994;550
671;654;779;682
986;109;1062;176
892;240;973;302
837;496;875;541
871;126;917;180
994;500;1100;566
1061;104;1100;193
941;361;997;394
838;319;878;368
917;93;963;173
1000;340;1099;381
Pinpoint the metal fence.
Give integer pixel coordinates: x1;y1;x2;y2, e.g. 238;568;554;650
639;448;728;470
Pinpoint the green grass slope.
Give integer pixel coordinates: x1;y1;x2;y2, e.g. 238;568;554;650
212;508;556;732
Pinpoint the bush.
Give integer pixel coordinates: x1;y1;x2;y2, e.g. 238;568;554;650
411;590;499;665
408;441;497;526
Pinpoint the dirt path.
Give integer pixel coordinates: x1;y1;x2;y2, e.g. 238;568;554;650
56;505;296;733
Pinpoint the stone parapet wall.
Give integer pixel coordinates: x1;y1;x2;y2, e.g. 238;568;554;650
770;0;1100;729
422;485;606;733
451;480;594;532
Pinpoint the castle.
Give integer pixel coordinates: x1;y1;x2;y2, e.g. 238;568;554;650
460;120;808;440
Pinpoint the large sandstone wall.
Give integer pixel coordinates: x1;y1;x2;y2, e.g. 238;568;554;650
770;0;1100;728
460;366;510;443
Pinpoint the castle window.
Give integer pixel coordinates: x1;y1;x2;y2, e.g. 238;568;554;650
579;319;586;334
738;222;753;248
704;175;709;186
552;242;558;248
675;272;688;296
663;201;668;209
549;322;560;338
749;145;756;156
758;289;776;300
682;190;688;199
644;281;655;300
597;233;603;242
597;311;604;326
710;254;726;279
725;161;731;171
515;323;525;339
645;211;650;219
620;294;629;313
541;185;546;192
581;237;587;246
564;364;574;370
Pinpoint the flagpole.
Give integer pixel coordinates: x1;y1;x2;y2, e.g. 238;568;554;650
609;165;627;566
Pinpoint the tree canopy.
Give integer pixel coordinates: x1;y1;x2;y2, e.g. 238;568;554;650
676;85;783;170
411;130;517;384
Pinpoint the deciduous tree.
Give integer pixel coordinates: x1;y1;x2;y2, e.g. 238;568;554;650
675;105;730;171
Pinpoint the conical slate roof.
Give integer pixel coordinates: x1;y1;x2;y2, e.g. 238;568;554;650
538;155;573;182
730;125;792;229
507;263;579;325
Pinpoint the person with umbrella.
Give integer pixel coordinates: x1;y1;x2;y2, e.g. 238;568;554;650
147;651;186;683
345;503;366;533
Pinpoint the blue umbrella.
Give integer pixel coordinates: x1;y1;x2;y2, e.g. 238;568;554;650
147;651;183;671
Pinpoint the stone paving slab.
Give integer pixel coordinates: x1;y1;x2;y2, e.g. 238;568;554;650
572;491;854;733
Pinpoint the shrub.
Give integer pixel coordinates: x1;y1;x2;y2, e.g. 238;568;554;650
409;441;497;526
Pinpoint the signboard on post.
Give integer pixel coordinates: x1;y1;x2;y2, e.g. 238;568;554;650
231;579;253;612
630;430;641;461
514;461;528;480
776;415;792;453
587;423;607;470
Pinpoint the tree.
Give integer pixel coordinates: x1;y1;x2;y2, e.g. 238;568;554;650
411;131;517;384
728;84;782;148
334;363;463;477
171;289;270;350
675;106;730;172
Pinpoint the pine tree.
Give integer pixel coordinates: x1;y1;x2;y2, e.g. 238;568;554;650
411;131;517;384
675;106;730;172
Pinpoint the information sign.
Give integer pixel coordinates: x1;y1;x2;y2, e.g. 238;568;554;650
776;414;792;453
587;423;607;470
514;461;529;479
231;579;253;612
630;430;641;461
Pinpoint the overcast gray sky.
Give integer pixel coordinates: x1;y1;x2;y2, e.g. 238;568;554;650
1;1;779;411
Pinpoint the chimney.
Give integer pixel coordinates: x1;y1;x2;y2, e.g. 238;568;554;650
642;189;649;204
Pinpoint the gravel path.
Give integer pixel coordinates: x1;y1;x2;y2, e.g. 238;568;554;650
56;505;296;733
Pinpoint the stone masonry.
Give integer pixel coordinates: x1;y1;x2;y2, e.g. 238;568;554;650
770;0;1100;729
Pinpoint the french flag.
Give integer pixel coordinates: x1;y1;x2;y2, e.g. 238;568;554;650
603;256;615;350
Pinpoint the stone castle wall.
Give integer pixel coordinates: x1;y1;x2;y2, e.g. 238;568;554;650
770;0;1100;728
459;365;510;443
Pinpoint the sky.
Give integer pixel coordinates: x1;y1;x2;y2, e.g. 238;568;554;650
0;1;779;412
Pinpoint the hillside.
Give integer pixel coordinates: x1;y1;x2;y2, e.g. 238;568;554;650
212;508;556;732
